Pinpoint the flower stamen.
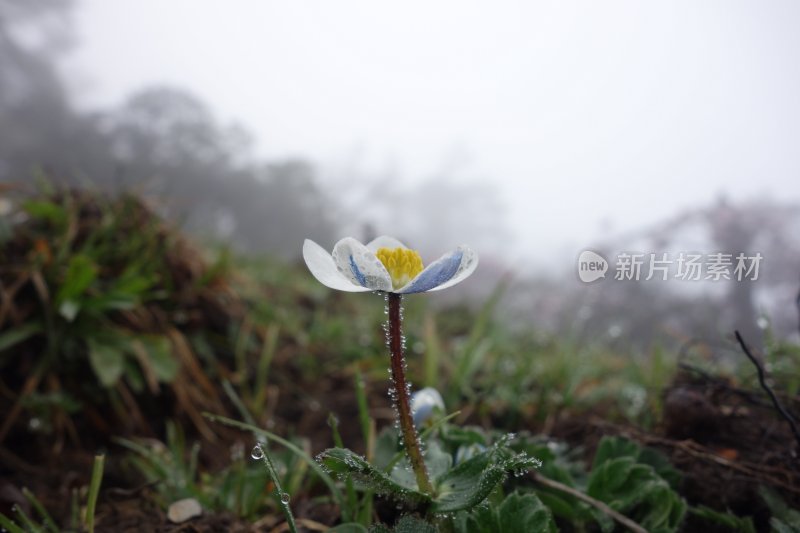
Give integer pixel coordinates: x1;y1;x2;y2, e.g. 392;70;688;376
375;247;424;290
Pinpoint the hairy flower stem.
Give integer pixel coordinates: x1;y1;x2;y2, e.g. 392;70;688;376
387;292;434;495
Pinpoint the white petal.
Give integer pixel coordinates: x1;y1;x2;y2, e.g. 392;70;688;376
332;237;393;291
366;235;409;252
302;239;371;292
398;245;478;294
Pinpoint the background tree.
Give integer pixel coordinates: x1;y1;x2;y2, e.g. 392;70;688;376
0;3;336;257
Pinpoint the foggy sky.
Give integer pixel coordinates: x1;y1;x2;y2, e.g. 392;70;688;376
65;1;800;268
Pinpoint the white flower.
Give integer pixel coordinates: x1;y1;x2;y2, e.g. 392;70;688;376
410;387;446;427
302;236;478;294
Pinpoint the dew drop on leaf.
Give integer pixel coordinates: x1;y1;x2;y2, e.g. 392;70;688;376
251;445;264;460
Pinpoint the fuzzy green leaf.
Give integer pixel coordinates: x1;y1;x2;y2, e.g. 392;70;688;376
760;486;800;532
432;445;539;513
391;441;453;491
587;439;686;533
329;524;369;533
689;505;756;533
593;436;682;489
460;491;556;533
369;515;436;533
591;436;640;468
317;448;430;508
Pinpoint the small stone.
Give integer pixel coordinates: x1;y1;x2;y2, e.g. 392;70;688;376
167;497;202;523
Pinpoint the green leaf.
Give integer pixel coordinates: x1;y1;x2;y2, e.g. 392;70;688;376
440;425;489;449
372;427;401;471
21;391;82;414
591;436;641;468
81;293;137;313
329;524;369;533
592;436;682;489
391;441;453;491
368;516;437;533
317;448;430;508
0;322;42;352
760;486;800;531
460;491;556;533
637;446;682;489
587;446;686;533
689;505;756;533
432;443;539;513
23;199;67;225
56;255;97;320
88;339;125;387
424;441;453;481
141;336;179;382
432;450;506;513
82;270;155;314
773;518;800;533
535;491;584;521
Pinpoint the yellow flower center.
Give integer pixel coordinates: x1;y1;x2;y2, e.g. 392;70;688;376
376;247;424;289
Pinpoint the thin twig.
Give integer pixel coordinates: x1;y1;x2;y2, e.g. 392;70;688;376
735;330;800;450
677;362;771;408
531;472;649;533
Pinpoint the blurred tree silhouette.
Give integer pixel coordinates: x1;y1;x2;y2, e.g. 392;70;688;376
0;1;336;257
0;0;108;182
104;87;335;256
503;197;800;349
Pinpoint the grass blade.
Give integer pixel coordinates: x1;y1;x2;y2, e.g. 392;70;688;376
203;413;344;508
84;454;105;533
0;513;26;533
22;487;59;532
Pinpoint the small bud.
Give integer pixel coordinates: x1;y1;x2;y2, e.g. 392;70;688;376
410;387;445;428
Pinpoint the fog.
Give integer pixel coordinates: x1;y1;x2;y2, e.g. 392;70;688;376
65;1;800;266
2;0;799;346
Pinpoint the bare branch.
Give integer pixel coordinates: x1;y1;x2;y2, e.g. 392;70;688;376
531;472;649;533
735;330;800;450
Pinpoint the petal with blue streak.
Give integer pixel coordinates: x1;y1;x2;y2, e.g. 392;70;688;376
398;245;477;294
302;239;372;292
427;246;478;292
332;237;393;292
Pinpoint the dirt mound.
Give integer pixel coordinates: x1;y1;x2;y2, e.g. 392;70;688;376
0;187;245;450
662;368;798;524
